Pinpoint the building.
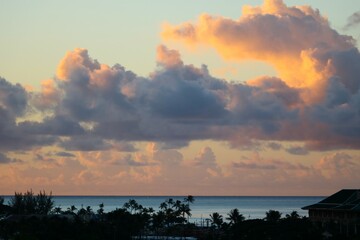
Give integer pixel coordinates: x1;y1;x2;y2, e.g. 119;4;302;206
302;189;360;236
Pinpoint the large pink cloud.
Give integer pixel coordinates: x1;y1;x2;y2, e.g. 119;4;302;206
162;0;357;103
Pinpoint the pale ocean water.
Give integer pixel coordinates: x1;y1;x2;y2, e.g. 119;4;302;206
3;196;324;223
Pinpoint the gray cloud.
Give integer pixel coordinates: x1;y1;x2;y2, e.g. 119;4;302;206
0;153;22;164
55;152;76;157
1;1;360;152
232;162;276;170
126;155;155;167
0;77;57;151
59;135;111;151
0;153;12;164
0;78;27;116
267;142;282;150
285;146;309;155
344;11;360;30
19;116;85;136
3;42;360;152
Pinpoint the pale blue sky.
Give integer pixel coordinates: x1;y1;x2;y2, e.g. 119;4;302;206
1;1;359;88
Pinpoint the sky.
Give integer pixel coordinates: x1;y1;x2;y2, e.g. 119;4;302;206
0;0;360;196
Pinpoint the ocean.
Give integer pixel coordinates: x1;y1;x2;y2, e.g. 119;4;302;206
3;196;323;223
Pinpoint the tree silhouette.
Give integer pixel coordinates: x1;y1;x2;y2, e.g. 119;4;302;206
184;195;194;204
210;212;223;229
285;210;300;220
97;203;104;215
9;190;53;214
67;205;77;214
123;199;143;214
53;206;62;214
36;190;53;214
227;208;245;225
265;210;282;222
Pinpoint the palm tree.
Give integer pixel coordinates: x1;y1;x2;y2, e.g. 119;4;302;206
180;203;191;223
210;212;223;229
86;206;93;214
227;208;245;225
265;210;282;222
123;199;141;214
97;203;104;215
54;206;62;214
184;195;194;204
159;202;167;210
285;210;300;220
68;205;77;214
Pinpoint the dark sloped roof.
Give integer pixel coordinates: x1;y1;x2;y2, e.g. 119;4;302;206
302;189;360;211
319;189;356;204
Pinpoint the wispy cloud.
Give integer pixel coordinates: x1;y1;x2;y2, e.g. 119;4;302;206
343;11;360;30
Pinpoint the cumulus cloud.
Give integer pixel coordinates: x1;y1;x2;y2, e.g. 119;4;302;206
0;0;360;157
162;0;358;102
0;77;57;151
162;0;360;149
193;147;222;177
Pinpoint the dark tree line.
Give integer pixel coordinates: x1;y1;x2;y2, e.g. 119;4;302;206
8;190;54;215
0;191;356;240
0;191;197;240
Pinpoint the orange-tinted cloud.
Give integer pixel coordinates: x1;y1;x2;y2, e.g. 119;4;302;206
162;0;355;103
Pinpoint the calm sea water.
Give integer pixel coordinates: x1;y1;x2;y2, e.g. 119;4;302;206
3;196;323;222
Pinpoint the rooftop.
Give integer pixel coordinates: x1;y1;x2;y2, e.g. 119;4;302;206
302;189;360;211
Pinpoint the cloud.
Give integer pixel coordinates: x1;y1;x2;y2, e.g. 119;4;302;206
232;161;276;170
112;142;137;152
315;152;359;179
0;77;57;151
0;77;27;116
344;11;360;30
55;151;76;158
162;0;357;102
31;79;60;110
162;0;360;150
0;153;22;164
19;115;85;136
125;154;155;167
34;153;61;168
285;146;309;155
157;45;183;68
0;0;359;155
267;142;282;150
193;147;222;177
59;135;111;151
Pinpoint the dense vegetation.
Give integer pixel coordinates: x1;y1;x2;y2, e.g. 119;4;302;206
0;191;358;240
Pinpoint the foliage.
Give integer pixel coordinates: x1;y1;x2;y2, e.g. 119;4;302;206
9;190;54;215
227;208;245;225
210;212;224;229
265;209;282;222
0;193;354;240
